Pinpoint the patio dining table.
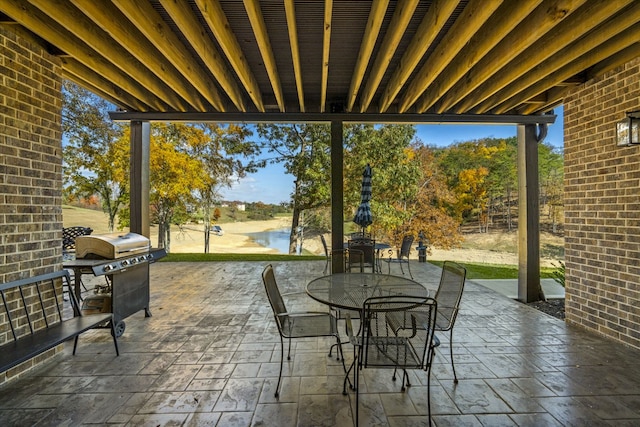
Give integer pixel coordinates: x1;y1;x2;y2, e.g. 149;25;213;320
306;272;429;312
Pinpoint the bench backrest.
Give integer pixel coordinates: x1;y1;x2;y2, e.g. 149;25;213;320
0;271;80;344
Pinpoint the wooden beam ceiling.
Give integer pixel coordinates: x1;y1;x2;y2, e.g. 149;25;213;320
1;0;636;120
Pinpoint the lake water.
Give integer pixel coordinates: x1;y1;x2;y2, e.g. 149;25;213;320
246;228;294;254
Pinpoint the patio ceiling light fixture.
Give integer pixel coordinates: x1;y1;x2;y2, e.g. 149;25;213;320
616;111;640;146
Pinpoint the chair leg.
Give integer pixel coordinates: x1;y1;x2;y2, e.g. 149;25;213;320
275;335;284;398
406;258;413;279
449;328;458;383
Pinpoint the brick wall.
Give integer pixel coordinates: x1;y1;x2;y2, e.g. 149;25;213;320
0;27;64;382
563;57;640;349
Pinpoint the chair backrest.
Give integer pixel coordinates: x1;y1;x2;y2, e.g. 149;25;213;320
62;226;93;250
262;264;288;334
433;261;466;331
348;239;375;270
361;295;437;368
399;235;414;258
320;234;329;258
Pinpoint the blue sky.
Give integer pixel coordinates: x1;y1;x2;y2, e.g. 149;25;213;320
220;107;564;204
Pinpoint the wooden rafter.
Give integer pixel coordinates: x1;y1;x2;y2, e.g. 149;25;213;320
359;0;419;113
413;0;541;114
459;0;633;113
320;0;333;113
378;0;459;112
195;0;264;112
70;0;203;112
397;0;502;113
436;0;588;114
478;2;640;114
61;59;152;112
31;0;189;112
284;0;305;112
159;0;247;112
3;0;166;111
494;24;640;115
244;0;284;112
521;43;640;115
346;0;389;112
111;0;224;112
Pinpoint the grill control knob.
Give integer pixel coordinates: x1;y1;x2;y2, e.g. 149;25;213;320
122;259;130;266
130;258;137;264
103;264;115;272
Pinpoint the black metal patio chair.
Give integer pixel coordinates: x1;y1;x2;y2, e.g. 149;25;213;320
382;234;414;278
261;264;344;398
387;260;467;382
343;295;438;426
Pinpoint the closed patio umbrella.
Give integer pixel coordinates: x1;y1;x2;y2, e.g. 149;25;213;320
353;164;373;235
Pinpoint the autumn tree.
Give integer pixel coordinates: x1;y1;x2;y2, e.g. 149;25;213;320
147;124;206;252
435;140;496;231
401;143;463;251
62;81;128;231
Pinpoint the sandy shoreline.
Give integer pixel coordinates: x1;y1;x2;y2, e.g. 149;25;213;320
152;217;299;254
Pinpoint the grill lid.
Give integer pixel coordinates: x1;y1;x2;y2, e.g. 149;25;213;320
75;232;151;259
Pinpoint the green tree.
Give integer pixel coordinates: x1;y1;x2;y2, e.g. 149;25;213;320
62;81;127;231
256;123;332;254
486;138;518;231
538;143;564;232
185;123;258;253
343;124;421;245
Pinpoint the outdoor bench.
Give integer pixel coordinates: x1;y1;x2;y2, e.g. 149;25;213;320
0;270;119;374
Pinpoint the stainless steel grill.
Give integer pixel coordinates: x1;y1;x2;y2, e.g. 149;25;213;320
64;232;166;337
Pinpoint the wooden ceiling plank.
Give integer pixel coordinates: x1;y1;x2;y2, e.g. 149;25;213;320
195;0;264;112
159;0;246;112
28;0;188;112
436;0;587;114
244;0;285;112
284;0;305;112
1;0;166;111
476;1;640;114
359;0;420;113
493;23;640;114
379;0;460;112
320;0;333;113
111;0;224;112
346;0;389;112
71;0;209;112
414;0;541;113
397;0;502;113
461;0;634;113
62;58;153;111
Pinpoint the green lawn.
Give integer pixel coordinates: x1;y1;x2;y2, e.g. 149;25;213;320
162;253;562;283
428;260;559;280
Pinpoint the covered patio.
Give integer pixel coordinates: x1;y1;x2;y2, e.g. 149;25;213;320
1;260;639;426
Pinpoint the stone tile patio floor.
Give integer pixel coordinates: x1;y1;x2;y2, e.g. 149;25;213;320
1;260;640;426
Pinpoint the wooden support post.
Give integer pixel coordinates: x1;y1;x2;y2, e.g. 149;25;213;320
130;120;150;238
331;120;344;273
517;124;544;302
